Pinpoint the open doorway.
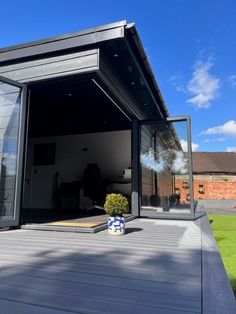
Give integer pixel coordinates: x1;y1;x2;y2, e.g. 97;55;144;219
21;75;132;227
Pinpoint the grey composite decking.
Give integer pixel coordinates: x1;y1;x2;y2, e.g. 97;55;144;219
0;217;234;313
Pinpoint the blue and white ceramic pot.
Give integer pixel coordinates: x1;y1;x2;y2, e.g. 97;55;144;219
108;216;125;235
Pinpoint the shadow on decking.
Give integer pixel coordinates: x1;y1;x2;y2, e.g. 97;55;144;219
124;227;143;234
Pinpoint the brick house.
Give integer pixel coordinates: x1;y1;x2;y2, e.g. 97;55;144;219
175;152;236;202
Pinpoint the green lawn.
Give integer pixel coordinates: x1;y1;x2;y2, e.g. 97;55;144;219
208;214;236;294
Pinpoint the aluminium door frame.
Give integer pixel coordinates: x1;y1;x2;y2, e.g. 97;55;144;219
136;115;195;220
0;75;28;228
21;70;137;220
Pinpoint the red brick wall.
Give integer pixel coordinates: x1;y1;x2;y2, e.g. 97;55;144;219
175;175;236;201
175;177;190;204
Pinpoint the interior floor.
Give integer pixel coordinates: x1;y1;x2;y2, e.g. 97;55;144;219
21;212;134;234
21;207;106;224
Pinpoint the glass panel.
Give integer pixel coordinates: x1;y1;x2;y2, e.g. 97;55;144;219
0;81;22;220
140;119;194;217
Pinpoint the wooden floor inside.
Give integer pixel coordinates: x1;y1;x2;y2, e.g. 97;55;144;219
0;218;203;313
21;214;134;233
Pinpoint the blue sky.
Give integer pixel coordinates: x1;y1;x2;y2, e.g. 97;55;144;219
1;0;236;152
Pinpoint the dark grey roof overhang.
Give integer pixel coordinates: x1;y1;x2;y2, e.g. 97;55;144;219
0;21;126;62
0;20;169;119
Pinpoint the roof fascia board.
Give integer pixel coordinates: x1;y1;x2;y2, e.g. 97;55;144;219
0;21;126;64
0;49;99;83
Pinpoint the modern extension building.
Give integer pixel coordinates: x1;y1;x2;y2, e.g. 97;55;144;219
0;21;195;230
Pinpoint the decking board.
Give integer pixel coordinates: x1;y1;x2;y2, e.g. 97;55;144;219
0;218;205;313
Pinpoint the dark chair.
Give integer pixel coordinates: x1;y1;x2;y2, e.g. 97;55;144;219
58;181;82;211
83;163;103;206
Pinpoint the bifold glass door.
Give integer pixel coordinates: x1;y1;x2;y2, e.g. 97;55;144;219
0;76;26;227
140;117;195;219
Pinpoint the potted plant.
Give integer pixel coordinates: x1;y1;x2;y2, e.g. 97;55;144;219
104;193;129;235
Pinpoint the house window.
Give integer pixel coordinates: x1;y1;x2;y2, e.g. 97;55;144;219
175;188;180;195
198;184;204;194
182;180;189;189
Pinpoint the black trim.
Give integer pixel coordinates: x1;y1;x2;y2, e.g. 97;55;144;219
0;76;27;228
138;116;195;220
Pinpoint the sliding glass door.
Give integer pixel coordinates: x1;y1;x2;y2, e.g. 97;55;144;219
139;116;195;219
0;76;27;227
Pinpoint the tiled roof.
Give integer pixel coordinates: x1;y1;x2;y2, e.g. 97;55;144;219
192;152;236;174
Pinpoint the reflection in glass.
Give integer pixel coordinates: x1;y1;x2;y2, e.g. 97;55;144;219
140;120;193;216
0;81;22;219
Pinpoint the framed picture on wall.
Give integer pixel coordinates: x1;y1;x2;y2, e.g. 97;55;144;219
33;143;56;165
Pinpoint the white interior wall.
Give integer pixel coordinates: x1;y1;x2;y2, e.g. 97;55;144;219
23;130;131;209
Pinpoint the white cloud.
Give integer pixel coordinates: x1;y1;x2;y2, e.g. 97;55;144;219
141;148;188;174
215;137;226;142
140;149;166;173
176;85;186;93
229;75;236;88
180;139;199;152
202;120;236;137
192;142;200;152
168;74;187;93
186;60;220;109
2;153;16;176
168;75;181;82
203;137;226;143
226;147;236;152
171;151;188;174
